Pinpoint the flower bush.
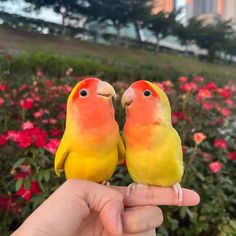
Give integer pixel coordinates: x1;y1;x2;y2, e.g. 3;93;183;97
0;52;236;235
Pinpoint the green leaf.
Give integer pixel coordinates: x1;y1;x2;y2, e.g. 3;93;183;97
24;177;31;190
12;158;26;169
15;178;24;191
44;170;50;182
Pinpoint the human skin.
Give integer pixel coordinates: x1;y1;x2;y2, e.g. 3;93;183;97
12;180;200;236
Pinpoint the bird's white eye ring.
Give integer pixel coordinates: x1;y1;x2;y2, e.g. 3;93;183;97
79;89;89;97
143;89;152;97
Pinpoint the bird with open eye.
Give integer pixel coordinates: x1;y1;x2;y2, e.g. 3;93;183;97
121;80;184;205
54;77;125;183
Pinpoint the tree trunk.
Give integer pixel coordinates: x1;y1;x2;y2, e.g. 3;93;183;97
155;37;160;53
207;48;215;62
134;22;143;48
61;13;66;35
115;26;121;46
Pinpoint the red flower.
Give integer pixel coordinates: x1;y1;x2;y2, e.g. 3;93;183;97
0;134;7;146
172;112;188;124
227;151;236;161
193;132;207;144
197;88;212;99
180;82;198;92
15;181;41;201
178;76;188;83
0;84;8;91
30;127;48;147
20;98;33;110
18;131;32;148
214;139;227;149
34;109;44;118
209;161;222;173
45;79;53;87
51;128;61;137
182;146;187;156
0;98;4;106
225;99;234;107
44;139;60;154
162;80;173;87
205;82;217;90
217;88;232;98
7;130;19;142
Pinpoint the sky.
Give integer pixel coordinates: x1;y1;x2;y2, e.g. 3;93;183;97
0;0;186;24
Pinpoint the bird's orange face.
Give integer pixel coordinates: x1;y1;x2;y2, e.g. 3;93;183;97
121;80;160;124
68;77;117;131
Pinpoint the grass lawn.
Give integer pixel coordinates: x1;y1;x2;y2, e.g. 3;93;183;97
1;26;236;82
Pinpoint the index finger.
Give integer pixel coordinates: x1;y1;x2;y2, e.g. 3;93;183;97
112;186;200;207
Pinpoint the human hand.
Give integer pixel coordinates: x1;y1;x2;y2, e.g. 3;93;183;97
13;180;200;236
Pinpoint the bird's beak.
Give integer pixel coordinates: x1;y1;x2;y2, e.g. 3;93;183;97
121;87;135;108
97;80;117;100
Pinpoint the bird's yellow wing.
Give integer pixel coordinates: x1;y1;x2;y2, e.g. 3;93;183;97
54;135;69;176
117;134;126;164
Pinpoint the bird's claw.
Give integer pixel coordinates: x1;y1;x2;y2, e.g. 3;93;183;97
172;183;183;206
126;183;148;196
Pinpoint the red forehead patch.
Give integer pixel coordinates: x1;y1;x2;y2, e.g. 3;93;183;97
131;80;159;97
72;77;99;101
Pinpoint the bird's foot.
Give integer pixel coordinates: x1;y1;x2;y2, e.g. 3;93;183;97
172;183;183;206
126;183;148;196
101;180;110;187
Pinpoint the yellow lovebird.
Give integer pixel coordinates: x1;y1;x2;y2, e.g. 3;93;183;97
55;77;125;183
121;80;184;205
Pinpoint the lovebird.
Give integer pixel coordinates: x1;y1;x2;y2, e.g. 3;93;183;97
55;77;125;183
121;80;184;205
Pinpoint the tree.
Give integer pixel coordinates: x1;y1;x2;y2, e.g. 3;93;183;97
194;20;233;61
173;18;203;53
23;0;89;34
147;11;178;52
126;0;153;46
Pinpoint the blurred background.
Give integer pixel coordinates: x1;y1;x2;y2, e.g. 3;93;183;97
0;0;236;235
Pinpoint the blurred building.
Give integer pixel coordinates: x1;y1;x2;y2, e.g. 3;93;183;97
153;0;176;14
186;0;236;29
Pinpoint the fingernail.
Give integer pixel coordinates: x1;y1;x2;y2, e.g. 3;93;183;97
116;214;123;235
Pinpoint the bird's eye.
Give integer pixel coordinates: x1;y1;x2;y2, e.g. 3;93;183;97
143;90;152;97
79;89;88;97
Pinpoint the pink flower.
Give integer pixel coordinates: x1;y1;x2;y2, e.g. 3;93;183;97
178;76;188;83
0;98;4;106
34;109;44;118
193;132;207;144
22;121;34;130
202;101;214;110
65;67;73;76
44;139;60;154
6;130;19;142
209;161;222;173
193;75;204;82
20;98;33;110
225;99;234;107
219;108;232;117
36;71;44;78
0;134;7;146
197;88;212;99
214;139;227;149
227;151;236;161
162;80;173;87
180;82;198;92
154;82;166;92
